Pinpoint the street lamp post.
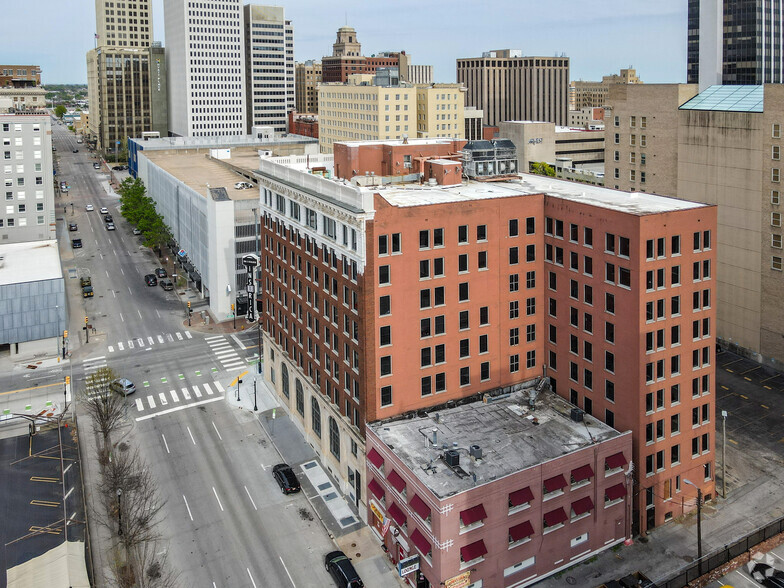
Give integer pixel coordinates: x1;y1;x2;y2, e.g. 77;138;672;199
722;410;728;499
683;479;702;574
253;380;258;412
116;488;123;536
236;378;243;402
257;321;262;374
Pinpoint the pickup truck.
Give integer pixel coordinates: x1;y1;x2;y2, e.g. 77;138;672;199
81;276;93;298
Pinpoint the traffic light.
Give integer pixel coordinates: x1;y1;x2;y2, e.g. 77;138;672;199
65;376;70;385
84;316;88;325
187;301;192;313
231;304;235;311
63;330;68;338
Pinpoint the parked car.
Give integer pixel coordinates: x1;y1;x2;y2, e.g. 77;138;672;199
154;267;167;278
71;238;82;248
272;463;301;494
112;165;128;171
100;207;109;214
106;223;116;231
132;228;142;235
234;181;253;190
110;378;136;396
61;185;69;193
144;274;158;286
324;551;363;588
159;278;174;291
93;162;101;170
68;223;78;231
85;204;94;211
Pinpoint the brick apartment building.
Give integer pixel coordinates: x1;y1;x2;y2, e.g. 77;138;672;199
256;138;717;562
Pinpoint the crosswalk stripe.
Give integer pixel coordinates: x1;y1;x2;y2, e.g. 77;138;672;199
221;360;246;368
205;335;224;342
170;389;179;402
84;356;106;363
148;336;154;346
118;342;124;351
147;396;156;409
185;331;192;339
215;350;238;358
214;381;225;393
135;398;144;411
108;346;114;353
157;335;164;344
128;340;134;349
209;343;232;350
137;338;144;347
193;385;202;398
203;383;213;396
182;387;191;400
176;332;183;340
226;366;245;372
166;333;174;342
158;392;168;406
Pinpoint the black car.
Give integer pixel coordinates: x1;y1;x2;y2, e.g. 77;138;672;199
104;214;113;223
144;274;158;286
324;551;364;588
71;238;82;248
112;165;128;171
68;223;78;231
154;267;168;278
272;463;300;494
72;149;78;153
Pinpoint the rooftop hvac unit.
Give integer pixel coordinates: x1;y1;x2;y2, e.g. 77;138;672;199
444;449;460;467
570;408;585;422
469;445;483;460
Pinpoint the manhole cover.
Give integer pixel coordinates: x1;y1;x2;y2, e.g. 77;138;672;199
566;577;576;585
117;442;129;452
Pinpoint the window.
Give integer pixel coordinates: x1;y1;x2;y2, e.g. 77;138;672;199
477;225;487;241
584;227;593;247
774;256;783;271
460;367;470;386
526;244;535;262
458;282;469;302
380;326;391;346
480;306;489;325
379;265;390;285
509;274;520;292
773;212;782;227
526;217;535;234
509;247;519;265
510;328;520;346
774;123;782;138
433;228;444;247
509;354;519;373
329;417;340;459
379;295;391;316
509;218;519;237
773;190;781;205
459;254;469;272
458;225;468;244
459;339;470;359
478;251;488;270
312;398;321;438
774;145;781;161
380;356;392;376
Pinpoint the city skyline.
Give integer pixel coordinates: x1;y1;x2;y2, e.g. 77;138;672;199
8;0;688;85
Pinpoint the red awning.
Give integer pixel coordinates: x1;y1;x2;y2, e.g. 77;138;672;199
459;504;487;527
571;464;595;483
368;478;385;500
571;496;594;516
509;486;534;507
508;520;534;542
605;452;628;470
410;494;431;520
543;507;568;527
387;469;406;493
605;483;627;501
460;539;488;562
368;447;384;469
410;528;431;555
543;474;568;493
388;502;407;526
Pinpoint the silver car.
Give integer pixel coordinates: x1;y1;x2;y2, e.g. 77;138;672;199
110;378;136;396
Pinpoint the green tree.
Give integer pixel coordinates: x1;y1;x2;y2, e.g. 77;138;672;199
118;178;172;252
530;161;555;177
54;104;66;119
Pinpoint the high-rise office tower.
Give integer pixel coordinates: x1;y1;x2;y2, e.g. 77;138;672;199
86;0;167;153
295;61;322;114
244;5;294;134
164;0;246;137
688;0;784;89
456;49;570;127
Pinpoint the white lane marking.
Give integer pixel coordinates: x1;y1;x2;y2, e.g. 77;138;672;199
119;313;124;323
222;361;246;369
248;568;258;588
135;398;143;411
156;310;161;318
182;387;191;400
128;340;134;349
128;286;132;295
115;250;118;257
120;267;125;275
157;335;164;344
117;341;125;351
203;383;214;396
187;426;196;445
210;345;233;353
105;270;109;277
161;434;170;454
170;389;179;402
193;385;202;398
204;335;225;341
100;253;104;260
112;290;116;298
279;557;295;587
176;332;183;340
183;495;193;521
108;345;114;353
212;487;224;512
230;333;246;349
148;336;154;346
770;552;784;563
137;309;142;319
211;421;223;440
185;331;192;339
214;381;225;393
158;392;168;406
244;486;257;511
135;396;223;421
147;396;156;409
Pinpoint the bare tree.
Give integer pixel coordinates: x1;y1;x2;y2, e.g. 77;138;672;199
132;541;179;588
115;451;166;551
79;367;124;450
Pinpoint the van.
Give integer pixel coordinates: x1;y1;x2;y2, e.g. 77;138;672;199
110;378;136;396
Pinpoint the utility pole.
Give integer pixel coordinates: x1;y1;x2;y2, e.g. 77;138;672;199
116;488;123;536
236;378;243;402
722;410;727;499
257;322;262;374
683;479;703;574
187;301;191;326
84;316;89;343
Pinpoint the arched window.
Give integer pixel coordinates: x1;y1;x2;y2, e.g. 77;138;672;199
281;363;289;398
329;417;340;461
311;396;321;438
295;379;304;416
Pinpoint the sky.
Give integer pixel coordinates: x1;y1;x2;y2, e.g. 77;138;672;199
6;0;688;85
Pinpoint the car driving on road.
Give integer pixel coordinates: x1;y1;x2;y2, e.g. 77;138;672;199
71;238;82;248
85;204;94;211
106;223;116;231
110;379;136;396
68;223;77;231
100;207;109;214
144;274;158;286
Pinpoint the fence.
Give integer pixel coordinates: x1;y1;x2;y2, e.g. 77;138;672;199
655;515;784;588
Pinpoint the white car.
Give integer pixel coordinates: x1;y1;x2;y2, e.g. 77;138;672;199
234;181;253;190
85;204;94;211
100;207;109;214
106;223;116;231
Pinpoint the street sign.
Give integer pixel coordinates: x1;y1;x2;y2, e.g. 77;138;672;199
178;249;186;257
398;554;420;577
227;313;235;319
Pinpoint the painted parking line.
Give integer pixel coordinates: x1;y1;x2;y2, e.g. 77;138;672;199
761;404;769;409
721;385;729;390
726;368;734;373
740;365;760;375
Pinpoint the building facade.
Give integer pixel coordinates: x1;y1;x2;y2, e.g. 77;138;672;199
499;120;605;173
464;106;484;141
415;84;465;139
295;60;322;114
407;64;433;85
244;5;294;134
688;0;784;88
94;0;152;48
456;49;570;127
164;0;246;137
322;26;365;83
367;390;633;588
0;114;56;243
0;65;41;87
570;69;642;110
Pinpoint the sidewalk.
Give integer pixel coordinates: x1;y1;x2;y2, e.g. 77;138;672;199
230;372;405;587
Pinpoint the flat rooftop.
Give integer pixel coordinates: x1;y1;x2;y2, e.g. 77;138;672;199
132;133;318;151
369;388;623;499
373;172;707;215
0;240;62;286
142;150;261;201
